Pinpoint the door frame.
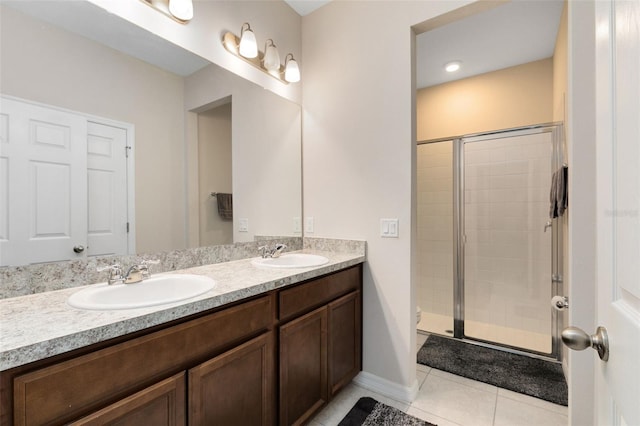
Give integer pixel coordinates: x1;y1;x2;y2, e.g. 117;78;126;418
566;1;598;424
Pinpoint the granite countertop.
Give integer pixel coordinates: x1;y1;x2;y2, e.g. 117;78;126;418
0;249;364;371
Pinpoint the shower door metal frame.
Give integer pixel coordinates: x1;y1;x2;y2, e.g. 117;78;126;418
419;122;565;361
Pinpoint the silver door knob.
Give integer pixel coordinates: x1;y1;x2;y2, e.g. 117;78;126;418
561;326;609;361
73;245;85;253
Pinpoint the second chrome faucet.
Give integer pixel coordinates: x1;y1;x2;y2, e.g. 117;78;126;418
258;243;287;259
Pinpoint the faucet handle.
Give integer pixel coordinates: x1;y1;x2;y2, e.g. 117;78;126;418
97;263;121;273
97;263;123;285
138;259;159;277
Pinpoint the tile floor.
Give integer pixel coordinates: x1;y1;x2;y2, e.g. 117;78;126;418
309;333;567;426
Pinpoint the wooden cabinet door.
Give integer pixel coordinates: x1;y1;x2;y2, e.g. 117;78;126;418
327;291;361;398
70;373;185;426
188;332;275;426
279;306;327;426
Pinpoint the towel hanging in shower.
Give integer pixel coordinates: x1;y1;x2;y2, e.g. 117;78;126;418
549;165;568;218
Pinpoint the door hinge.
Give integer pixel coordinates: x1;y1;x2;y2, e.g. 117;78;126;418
125;146;131;158
126;222;130;233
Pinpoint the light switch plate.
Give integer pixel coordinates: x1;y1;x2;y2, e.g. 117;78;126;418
238;218;249;232
380;218;399;238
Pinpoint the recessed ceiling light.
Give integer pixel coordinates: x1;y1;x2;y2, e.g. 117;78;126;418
445;61;461;73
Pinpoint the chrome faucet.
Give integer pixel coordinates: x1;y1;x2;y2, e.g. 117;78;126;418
123;259;159;284
98;260;159;285
258;243;287;258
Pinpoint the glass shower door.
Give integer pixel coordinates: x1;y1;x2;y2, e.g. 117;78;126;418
462;131;553;354
416;140;454;335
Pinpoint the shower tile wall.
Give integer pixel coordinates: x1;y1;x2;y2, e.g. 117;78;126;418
464;132;552;351
416;142;453;327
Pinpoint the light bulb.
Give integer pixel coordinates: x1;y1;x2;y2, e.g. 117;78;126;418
263;40;281;72
239;23;258;58
168;0;193;21
445;61;461;73
284;54;300;83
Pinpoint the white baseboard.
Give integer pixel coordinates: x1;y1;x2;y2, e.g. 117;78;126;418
352;371;419;404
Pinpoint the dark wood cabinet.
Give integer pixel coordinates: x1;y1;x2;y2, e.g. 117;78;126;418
328;291;361;398
3;265;362;426
278;266;362;425
279;307;328;426
189;332;274;426
69;373;186;426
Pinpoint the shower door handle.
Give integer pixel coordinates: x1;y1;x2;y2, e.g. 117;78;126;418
561;326;609;361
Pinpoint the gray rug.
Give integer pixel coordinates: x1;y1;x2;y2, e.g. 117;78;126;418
417;335;567;406
338;397;435;426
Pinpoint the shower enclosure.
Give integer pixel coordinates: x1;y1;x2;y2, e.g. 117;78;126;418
416;123;565;359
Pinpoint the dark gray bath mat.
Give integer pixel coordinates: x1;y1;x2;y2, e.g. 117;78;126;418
338;397;436;426
417;335;567;406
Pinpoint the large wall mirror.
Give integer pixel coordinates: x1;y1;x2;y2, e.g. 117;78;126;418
0;3;302;267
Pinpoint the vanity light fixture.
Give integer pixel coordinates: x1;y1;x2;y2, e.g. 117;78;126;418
239;23;258;58
168;0;193;22
140;0;193;23
222;23;300;84
445;61;462;73
263;39;281;72
284;54;301;83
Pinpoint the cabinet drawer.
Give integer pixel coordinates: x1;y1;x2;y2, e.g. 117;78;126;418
13;295;273;426
279;265;361;322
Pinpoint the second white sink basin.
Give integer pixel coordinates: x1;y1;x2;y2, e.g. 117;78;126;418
251;253;329;269
67;274;216;310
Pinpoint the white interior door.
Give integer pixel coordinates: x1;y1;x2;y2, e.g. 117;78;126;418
594;1;640;424
0;96;87;265
87;122;129;257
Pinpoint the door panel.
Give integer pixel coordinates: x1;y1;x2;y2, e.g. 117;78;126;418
594;1;640;424
87;122;128;257
0;97;87;265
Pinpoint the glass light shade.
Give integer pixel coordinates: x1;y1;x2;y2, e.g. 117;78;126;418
445;61;461;73
168;0;193;21
239;25;258;58
263;42;281;72
284;56;300;83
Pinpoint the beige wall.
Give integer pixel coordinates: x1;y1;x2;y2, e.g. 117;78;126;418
87;0;302;104
198;104;233;246
417;58;554;141
553;2;568;123
302;0;480;397
0;6;186;254
184;63;302;245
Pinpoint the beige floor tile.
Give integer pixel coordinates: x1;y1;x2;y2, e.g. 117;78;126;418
429;368;498;394
412;373;497;426
406;405;464;426
498;388;568;415
494;394;568;426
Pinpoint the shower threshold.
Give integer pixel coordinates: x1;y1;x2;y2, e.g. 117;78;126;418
418;312;552;354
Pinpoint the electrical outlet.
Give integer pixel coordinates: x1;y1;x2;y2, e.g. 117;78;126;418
293;217;302;233
305;217;314;233
238;218;249;232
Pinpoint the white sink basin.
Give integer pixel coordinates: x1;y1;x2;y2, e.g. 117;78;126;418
67;274;216;310
251;253;329;269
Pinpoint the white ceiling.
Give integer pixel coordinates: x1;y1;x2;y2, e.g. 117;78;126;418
6;0;563;89
416;0;564;89
284;0;331;16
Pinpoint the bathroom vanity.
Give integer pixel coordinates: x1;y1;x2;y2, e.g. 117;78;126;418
0;252;363;426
